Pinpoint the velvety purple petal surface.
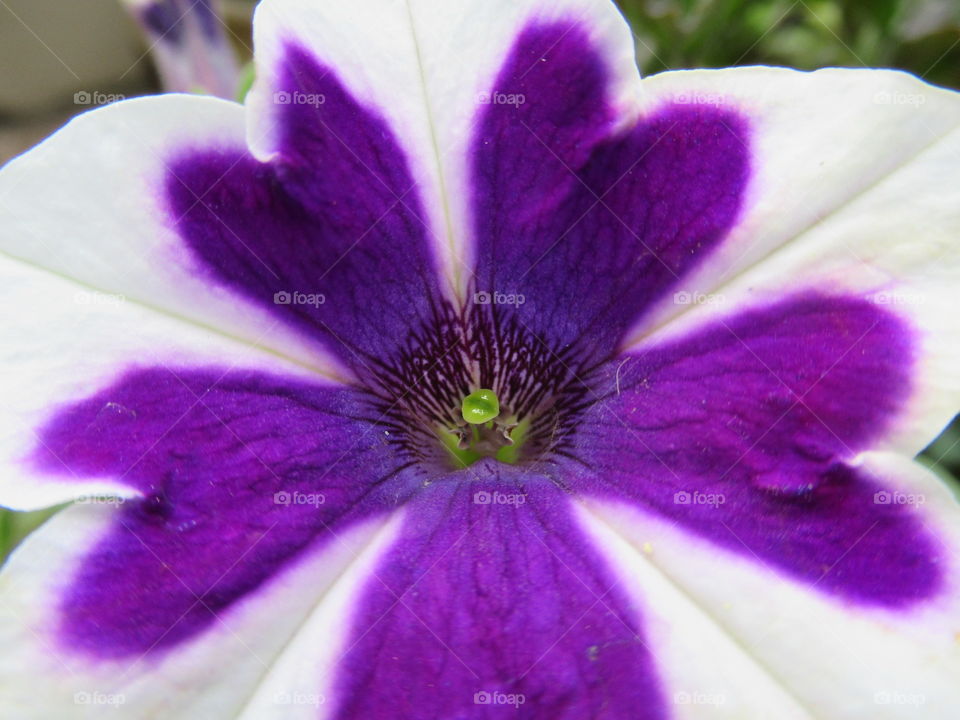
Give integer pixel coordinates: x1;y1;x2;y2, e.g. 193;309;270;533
167;44;443;372
35;367;417;657
569;293;941;607
470;22;750;354
332;463;666;720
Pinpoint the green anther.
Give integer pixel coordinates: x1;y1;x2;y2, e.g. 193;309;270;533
461;389;500;425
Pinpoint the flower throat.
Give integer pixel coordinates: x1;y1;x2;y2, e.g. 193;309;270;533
359;299;601;472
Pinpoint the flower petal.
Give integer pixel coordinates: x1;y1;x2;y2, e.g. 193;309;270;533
122;0;240;98
248;0;639;296
167;44;446;370
583;450;960;717
574;292;941;607
0;503;397;718
627;70;960;454
573;502;815;719
631;67;960;327
0;95;338;374
0;254;324;511
469;24;749;353
34;366;414;657
0;365;418;715
325;465;666;719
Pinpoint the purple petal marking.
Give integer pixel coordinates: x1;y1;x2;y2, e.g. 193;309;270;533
571;293;941;607
36;367;417;657
138;0;221;45
332;464;666;720
190;0;220;40
167;44;441;371
140;1;184;45
471;22;749;354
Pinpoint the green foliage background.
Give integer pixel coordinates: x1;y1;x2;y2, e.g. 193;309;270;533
620;0;959;88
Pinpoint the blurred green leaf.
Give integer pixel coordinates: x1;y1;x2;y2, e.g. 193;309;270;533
0;505;62;563
617;0;958;88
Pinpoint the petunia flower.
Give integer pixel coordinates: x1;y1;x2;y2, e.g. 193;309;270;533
122;0;241;99
1;0;959;717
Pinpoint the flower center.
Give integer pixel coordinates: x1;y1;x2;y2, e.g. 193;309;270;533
461;389;500;425
440;388;527;467
360;300;600;474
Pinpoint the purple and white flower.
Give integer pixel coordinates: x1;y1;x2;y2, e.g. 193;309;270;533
122;0;241;99
1;0;959;717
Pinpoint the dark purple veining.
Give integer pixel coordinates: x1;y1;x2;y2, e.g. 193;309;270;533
571;293;939;606
470;23;750;356
167;45;441;371
39;367;417;656
333;467;666;720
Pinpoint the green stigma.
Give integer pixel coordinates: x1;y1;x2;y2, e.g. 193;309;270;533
461;389;500;425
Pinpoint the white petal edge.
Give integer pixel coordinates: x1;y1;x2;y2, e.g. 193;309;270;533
574;501;815;719
0;93;350;382
627;67;960;342
622;67;960;457
0;254;331;511
0;503;402;718
248;0;642;302
583;452;960;718
235;496;819;720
